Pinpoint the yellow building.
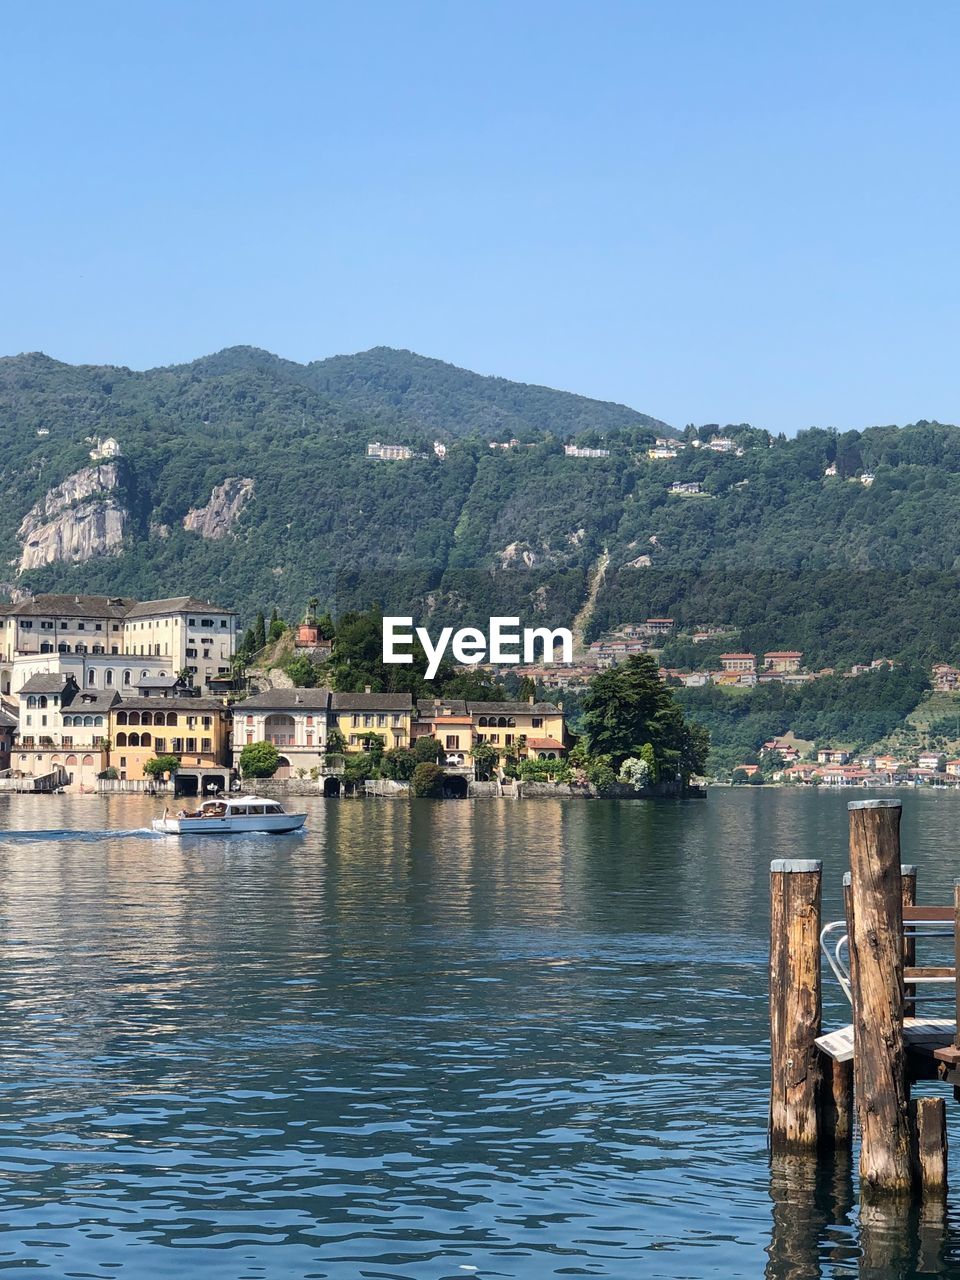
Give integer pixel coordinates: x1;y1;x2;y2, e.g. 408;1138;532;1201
468;700;567;759
109;696;232;790
331;691;413;752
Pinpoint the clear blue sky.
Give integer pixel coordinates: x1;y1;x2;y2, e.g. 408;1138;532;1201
1;2;957;433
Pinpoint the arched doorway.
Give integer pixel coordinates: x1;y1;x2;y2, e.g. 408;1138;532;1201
443;774;468;799
275;755;291;779
323;776;341;797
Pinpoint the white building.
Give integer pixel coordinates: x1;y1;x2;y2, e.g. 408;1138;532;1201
0;593;237;697
367;442;414;461
231;688;333;778
564;444;610;459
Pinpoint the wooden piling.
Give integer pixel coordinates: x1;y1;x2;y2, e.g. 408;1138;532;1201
910;1097;947;1196
902;864;917;1019
847;798;913;1198
770;858;823;1153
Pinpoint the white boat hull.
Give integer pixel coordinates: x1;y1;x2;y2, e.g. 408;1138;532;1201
152;812;306;835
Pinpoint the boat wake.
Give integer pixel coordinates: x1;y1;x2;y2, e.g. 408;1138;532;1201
0;827;167;843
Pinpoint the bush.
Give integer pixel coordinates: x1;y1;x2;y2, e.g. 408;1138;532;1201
412;762;445;797
518;757;571;782
586;760;617;795
239;740;280;778
618;756;651;787
382;747;417;780
285;655;318;687
97;766;119;780
343;753;373;786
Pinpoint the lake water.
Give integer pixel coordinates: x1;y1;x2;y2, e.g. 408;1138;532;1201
1;788;959;1278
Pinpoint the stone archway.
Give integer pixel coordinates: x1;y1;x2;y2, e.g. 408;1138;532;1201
323;776;341;797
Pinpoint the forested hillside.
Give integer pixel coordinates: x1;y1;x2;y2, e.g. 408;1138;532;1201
4;346;960;669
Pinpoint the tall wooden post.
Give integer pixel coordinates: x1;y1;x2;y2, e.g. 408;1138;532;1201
770;858;822;1153
848;799;913;1198
902;864;917;1019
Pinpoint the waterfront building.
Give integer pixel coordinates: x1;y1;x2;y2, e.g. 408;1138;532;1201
468;699;567;759
14;673;116;791
230;689;333;777
332;691;413;752
0;707;15;770
414;699;475;766
110;696;232;793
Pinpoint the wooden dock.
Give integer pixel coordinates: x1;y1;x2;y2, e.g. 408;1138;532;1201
770;799;954;1201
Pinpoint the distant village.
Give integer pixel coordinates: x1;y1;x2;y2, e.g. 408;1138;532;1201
3;589;960;797
0;593;567;797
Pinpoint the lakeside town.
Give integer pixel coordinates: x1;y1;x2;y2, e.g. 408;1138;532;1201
2;589;960;796
0;591;570;797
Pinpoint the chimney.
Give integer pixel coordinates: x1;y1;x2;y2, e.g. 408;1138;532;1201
528;694;535;705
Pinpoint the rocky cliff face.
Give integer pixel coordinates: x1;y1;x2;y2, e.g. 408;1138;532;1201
182;477;254;540
17;464;126;572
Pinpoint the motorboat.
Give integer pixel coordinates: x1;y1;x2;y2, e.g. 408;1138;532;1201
152;795;307;835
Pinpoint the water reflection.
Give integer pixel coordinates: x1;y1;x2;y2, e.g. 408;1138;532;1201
0;789;960;1276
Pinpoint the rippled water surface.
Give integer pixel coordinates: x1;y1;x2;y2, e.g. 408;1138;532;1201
2;788;960;1278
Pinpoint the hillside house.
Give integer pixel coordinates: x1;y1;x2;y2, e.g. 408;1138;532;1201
763;650;803;674
564;445;610;459
719;653;756;674
367;442;414;461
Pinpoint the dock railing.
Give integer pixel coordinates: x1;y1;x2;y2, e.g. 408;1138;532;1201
771;799;951;1202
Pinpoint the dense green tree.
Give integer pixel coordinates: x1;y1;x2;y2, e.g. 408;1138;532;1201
381;747;417;780
516;675;537;702
239;740;280;778
471;740;498;778
143;754;181;780
343;753;373;787
582;654;709;780
285;654;318;687
253;612;267;651
413;735;443;763
412;762;445;797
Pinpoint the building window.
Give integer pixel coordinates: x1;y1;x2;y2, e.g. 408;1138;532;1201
446;735;459;749
201;738;211;753
532;717;543;729
120;756;126;767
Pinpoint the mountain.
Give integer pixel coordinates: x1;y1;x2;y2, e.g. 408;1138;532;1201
5;346;960;673
158;345;672;440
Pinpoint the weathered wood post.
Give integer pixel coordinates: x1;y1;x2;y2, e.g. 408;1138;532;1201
770;858;822;1153
911;1097;947;1196
902;864;917;1019
847;798;913;1198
